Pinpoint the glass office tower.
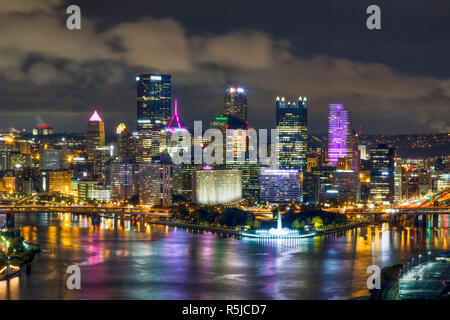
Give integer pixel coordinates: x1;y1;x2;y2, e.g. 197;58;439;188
328;104;353;167
370;144;395;203
224;86;247;123
136;74;171;162
276;96;308;172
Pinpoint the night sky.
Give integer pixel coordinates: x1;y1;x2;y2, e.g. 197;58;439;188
0;0;449;135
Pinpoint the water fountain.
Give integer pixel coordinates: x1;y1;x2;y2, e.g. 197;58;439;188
240;213;316;239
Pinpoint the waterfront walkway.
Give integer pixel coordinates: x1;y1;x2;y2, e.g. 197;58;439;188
399;258;450;299
147;220;239;236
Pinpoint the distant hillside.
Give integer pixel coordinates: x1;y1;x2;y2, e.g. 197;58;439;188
308;133;449;159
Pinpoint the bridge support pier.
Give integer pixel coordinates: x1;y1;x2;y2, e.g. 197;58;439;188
6;212;15;228
433;214;439;229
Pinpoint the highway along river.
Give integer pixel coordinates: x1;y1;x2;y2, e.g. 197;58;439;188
1;212;448;299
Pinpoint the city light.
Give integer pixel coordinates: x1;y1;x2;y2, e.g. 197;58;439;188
0;3;448;304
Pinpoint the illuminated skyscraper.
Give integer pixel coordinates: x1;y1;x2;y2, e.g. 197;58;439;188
86;110;105;161
224;86;247;122
48;170;72;195
116;123;134;162
276;96;308;172
333;170;360;203
111;163;139;200
358;145;368;160
161;100;189;161
136;74;171;124
192;169;242;205
260;169;301;203
210;112;247;166
327;104;353;167
136;74;171;162
370;144;395;203
139;164;172;206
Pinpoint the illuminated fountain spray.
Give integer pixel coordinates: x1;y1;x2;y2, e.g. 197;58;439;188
240;212;316;239
277;212;282;231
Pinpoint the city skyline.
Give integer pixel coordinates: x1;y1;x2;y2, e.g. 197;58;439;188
0;1;449;135
0;1;448;304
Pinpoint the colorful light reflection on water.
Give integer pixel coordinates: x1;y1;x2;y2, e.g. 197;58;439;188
2;212;448;300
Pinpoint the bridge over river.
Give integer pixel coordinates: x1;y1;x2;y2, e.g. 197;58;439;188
0;192;173;228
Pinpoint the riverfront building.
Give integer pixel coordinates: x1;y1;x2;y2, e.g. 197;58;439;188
370;144;395;203
260;169;301;203
110;163;139;201
192;169;242;205
47;170;72;195
138;164;172;206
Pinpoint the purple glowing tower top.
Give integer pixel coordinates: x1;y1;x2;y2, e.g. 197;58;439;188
328;104;352;167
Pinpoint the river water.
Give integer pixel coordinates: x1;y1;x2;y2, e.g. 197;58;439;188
1;213;448;300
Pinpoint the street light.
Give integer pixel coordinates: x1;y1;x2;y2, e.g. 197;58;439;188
428;251;431;261
419;254;422;264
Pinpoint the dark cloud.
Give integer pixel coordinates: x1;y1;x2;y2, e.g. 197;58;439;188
0;0;448;135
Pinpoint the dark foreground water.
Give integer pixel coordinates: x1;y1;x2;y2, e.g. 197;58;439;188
1;213;448;299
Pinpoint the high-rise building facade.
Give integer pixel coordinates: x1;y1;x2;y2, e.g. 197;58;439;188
136;74;171;124
369;144;395;203
42;149;61;170
48;170;72;195
139;164;172;206
260;169;301;203
86;110;105;161
358;145;369;160
224;86;247;122
192;169;242;205
333;170;360;203
110;163;139;200
327;104;353;167
210;112;248;166
136;74;171;162
276;96;307;172
116;123;139;162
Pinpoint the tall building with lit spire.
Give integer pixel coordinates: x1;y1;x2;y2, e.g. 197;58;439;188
161;100;189;160
86;110;105;160
276;96;308;171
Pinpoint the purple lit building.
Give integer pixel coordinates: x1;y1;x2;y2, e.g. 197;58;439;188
327;104;353;167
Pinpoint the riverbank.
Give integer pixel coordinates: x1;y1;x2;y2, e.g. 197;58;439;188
146;220;239;236
146;219;381;238
316;221;383;236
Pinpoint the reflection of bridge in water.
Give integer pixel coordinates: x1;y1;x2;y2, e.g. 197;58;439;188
0;192;173;228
